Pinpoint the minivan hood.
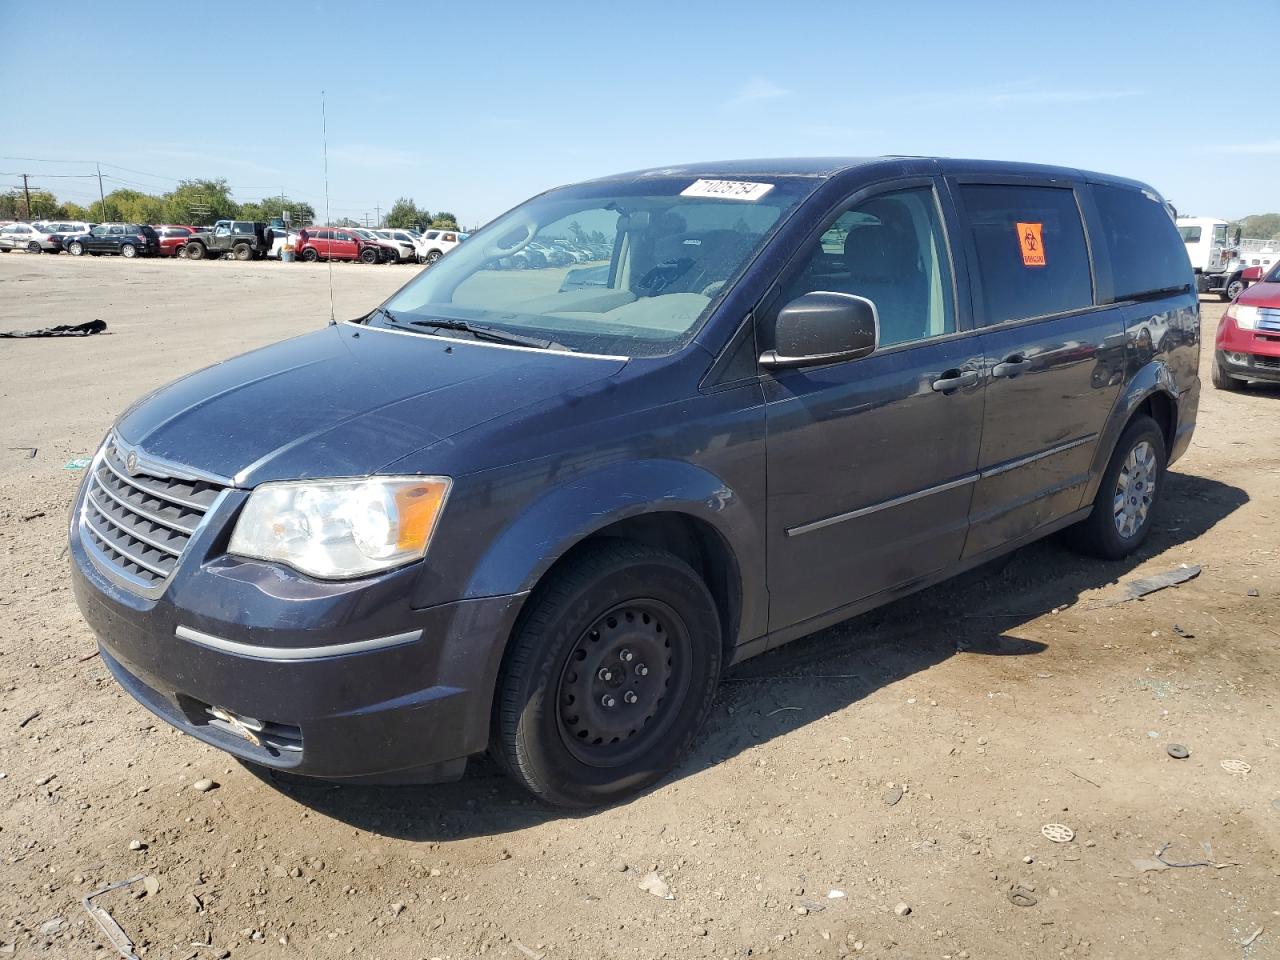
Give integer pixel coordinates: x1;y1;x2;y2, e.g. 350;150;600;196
116;323;626;485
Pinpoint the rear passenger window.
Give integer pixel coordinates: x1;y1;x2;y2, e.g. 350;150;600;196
1090;185;1191;301
959;184;1093;325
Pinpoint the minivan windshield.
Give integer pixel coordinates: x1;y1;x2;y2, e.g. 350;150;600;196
373;176;814;356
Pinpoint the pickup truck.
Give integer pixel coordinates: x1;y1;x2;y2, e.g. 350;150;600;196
183;220;275;261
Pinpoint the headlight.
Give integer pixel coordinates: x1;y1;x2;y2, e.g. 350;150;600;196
1229;305;1259;330
228;476;451;579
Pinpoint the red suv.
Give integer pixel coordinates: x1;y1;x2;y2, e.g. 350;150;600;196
155;225;198;257
1214;259;1280;389
295;228;380;264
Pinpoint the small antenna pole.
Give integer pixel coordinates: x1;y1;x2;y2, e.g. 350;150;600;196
321;90;335;326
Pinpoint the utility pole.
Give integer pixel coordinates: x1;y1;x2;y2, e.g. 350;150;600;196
374;204;381;227
96;163;108;221
21;174;32;220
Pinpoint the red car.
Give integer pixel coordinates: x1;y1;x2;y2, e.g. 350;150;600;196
1214;259;1280;389
154;225;199;257
295;227;380;264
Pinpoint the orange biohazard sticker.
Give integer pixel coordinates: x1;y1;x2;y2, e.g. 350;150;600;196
1017;222;1045;267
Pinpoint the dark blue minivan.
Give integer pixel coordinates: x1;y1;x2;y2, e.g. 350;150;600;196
70;157;1199;806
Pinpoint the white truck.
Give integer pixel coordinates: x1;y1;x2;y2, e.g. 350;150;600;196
1178;216;1278;301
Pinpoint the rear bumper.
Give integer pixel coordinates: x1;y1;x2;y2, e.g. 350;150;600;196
69;497;525;782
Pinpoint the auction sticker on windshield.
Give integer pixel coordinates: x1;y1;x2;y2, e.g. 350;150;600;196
680;179;775;201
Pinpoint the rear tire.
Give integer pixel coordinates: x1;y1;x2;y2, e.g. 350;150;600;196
1225;278;1246;301
120;243;137;258
1065;415;1166;560
233;242;251;261
27;241;41;254
185;242;205;261
491;541;722;808
301;247;319;262
1211;358;1243;391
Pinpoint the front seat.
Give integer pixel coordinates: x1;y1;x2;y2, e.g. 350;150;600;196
841;199;927;345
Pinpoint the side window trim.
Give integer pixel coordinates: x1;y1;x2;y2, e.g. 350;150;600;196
755;176;968;356
946;175;1099;329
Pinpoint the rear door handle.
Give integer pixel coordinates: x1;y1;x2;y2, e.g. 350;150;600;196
931;369;980;393
992;355;1033;378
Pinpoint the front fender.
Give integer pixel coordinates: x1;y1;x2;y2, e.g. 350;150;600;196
460;458;765;645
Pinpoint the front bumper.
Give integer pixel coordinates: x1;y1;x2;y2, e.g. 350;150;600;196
1216;349;1280;383
1215;316;1280;383
69;488;525;782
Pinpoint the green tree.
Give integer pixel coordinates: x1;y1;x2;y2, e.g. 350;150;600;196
1232;213;1280;240
430;211;458;229
238;196;316;226
0;189;61;219
104;188;165;224
163;178;238;226
386;196;438;230
59;201;90;221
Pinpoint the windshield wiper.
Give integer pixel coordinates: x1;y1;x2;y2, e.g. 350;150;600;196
406;317;556;350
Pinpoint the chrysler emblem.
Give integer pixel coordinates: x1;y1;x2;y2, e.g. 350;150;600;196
125;451;139;475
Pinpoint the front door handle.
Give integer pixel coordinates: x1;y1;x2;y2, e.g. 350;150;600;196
992;355;1033;378
931;369;980;393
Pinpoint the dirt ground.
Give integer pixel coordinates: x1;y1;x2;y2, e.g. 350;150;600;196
1;252;1277;960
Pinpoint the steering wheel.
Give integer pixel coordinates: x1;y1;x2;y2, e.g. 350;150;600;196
481;220;537;261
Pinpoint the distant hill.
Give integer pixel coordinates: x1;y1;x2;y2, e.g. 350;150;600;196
1232;213;1280;240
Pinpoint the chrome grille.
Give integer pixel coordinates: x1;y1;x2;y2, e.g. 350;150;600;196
1259;308;1280;333
80;437;225;594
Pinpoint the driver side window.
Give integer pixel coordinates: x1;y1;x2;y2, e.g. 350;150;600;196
784;187;955;348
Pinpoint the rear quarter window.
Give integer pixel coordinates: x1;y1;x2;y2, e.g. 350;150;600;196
959;184;1093;325
1090;185;1191;301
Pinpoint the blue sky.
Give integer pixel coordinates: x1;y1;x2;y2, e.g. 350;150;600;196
2;1;1276;227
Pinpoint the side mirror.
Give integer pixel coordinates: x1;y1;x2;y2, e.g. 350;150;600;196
759;291;879;370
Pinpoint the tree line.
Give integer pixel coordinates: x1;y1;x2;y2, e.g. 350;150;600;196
0;180;459;231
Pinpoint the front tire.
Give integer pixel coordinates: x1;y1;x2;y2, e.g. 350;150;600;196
424;249;443;266
492;541;722;808
68;242;84;256
1066;415;1166;559
359;247;378;264
1212;357;1243;391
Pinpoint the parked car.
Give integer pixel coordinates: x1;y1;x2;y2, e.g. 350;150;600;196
266;229;300;259
417;228;467;265
184;221;274;261
349;228;401;263
0;221;68;253
1212;258;1280;389
154;225;199;257
64;223;160;257
68;157;1199;808
294;227;381;263
373;229;419;263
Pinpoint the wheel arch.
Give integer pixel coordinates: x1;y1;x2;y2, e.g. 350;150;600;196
1082;359;1181;506
455;459;762;665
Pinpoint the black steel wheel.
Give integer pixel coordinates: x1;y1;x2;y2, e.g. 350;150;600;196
555;598;692;768
492;541;721;807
